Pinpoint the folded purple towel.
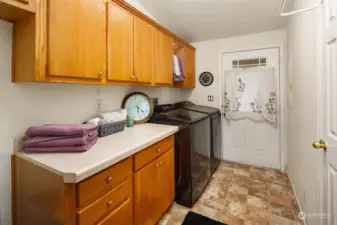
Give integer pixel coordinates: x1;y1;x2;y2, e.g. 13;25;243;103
24;131;98;147
173;56;186;82
178;57;186;79
25;137;98;153
26;124;98;137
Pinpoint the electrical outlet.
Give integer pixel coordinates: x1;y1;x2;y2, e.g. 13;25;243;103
208;95;214;102
95;100;101;114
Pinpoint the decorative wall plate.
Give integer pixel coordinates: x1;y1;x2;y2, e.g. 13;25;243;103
199;72;214;87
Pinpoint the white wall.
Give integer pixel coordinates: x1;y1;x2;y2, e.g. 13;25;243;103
0;1;182;223
286;0;322;224
181;29;286;109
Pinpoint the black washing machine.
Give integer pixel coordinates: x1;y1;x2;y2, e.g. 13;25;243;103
177;101;222;175
149;104;212;208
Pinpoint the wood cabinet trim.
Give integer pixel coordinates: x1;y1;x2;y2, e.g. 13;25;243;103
111;0;195;51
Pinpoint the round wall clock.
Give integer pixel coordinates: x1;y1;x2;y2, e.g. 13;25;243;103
199;72;214;87
122;92;154;124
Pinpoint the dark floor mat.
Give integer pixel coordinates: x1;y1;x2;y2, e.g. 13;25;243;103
182;211;227;225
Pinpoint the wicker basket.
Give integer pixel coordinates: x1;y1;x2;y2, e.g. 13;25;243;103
98;120;126;137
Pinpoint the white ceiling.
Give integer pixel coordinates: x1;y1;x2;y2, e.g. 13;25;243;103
137;0;288;42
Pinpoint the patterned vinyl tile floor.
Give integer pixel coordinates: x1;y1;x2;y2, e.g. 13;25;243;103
158;161;305;225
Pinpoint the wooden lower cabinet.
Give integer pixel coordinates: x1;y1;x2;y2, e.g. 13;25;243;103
134;148;175;225
12;135;175;225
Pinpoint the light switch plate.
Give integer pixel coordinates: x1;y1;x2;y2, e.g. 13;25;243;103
208;96;214;102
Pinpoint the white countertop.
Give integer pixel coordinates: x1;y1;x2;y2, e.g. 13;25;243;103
15;123;179;183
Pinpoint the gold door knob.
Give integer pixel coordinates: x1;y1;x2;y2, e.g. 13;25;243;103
313;139;327;151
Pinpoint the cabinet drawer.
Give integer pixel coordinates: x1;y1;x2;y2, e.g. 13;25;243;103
77;157;132;208
134;135;174;171
97;198;133;225
78;176;133;225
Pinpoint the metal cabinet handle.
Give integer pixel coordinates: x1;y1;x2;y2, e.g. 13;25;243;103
107;200;113;207
106;176;112;183
98;72;104;78
156;161;163;167
156;148;161;153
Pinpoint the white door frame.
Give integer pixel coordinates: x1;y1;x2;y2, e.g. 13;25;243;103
218;45;286;171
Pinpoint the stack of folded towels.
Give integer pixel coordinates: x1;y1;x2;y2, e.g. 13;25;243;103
24;124;99;153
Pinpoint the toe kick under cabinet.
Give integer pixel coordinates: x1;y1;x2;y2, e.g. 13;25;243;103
12;135;175;225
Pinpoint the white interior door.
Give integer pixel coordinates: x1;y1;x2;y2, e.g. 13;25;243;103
222;48;281;169
320;0;337;224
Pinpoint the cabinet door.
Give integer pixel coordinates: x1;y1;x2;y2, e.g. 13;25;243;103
134;157;160;225
155;30;173;86
157;148;175;215
48;0;106;80
107;1;134;82
134;149;175;225
134;16;154;84
184;47;196;88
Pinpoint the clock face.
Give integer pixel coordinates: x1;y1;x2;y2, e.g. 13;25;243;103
124;94;153;123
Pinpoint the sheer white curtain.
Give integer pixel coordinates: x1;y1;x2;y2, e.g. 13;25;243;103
223;67;277;123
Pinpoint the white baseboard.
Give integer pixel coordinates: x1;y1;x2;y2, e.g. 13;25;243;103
286;167;308;225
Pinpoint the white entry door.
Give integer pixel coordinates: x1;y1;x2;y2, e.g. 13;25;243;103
222;48;281;169
318;0;337;224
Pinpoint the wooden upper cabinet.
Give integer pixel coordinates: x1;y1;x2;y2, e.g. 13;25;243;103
134;16;155;84
47;0;106;80
174;46;196;88
107;1;134;83
11;0;196;87
155;29;173;86
184;47;196;88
